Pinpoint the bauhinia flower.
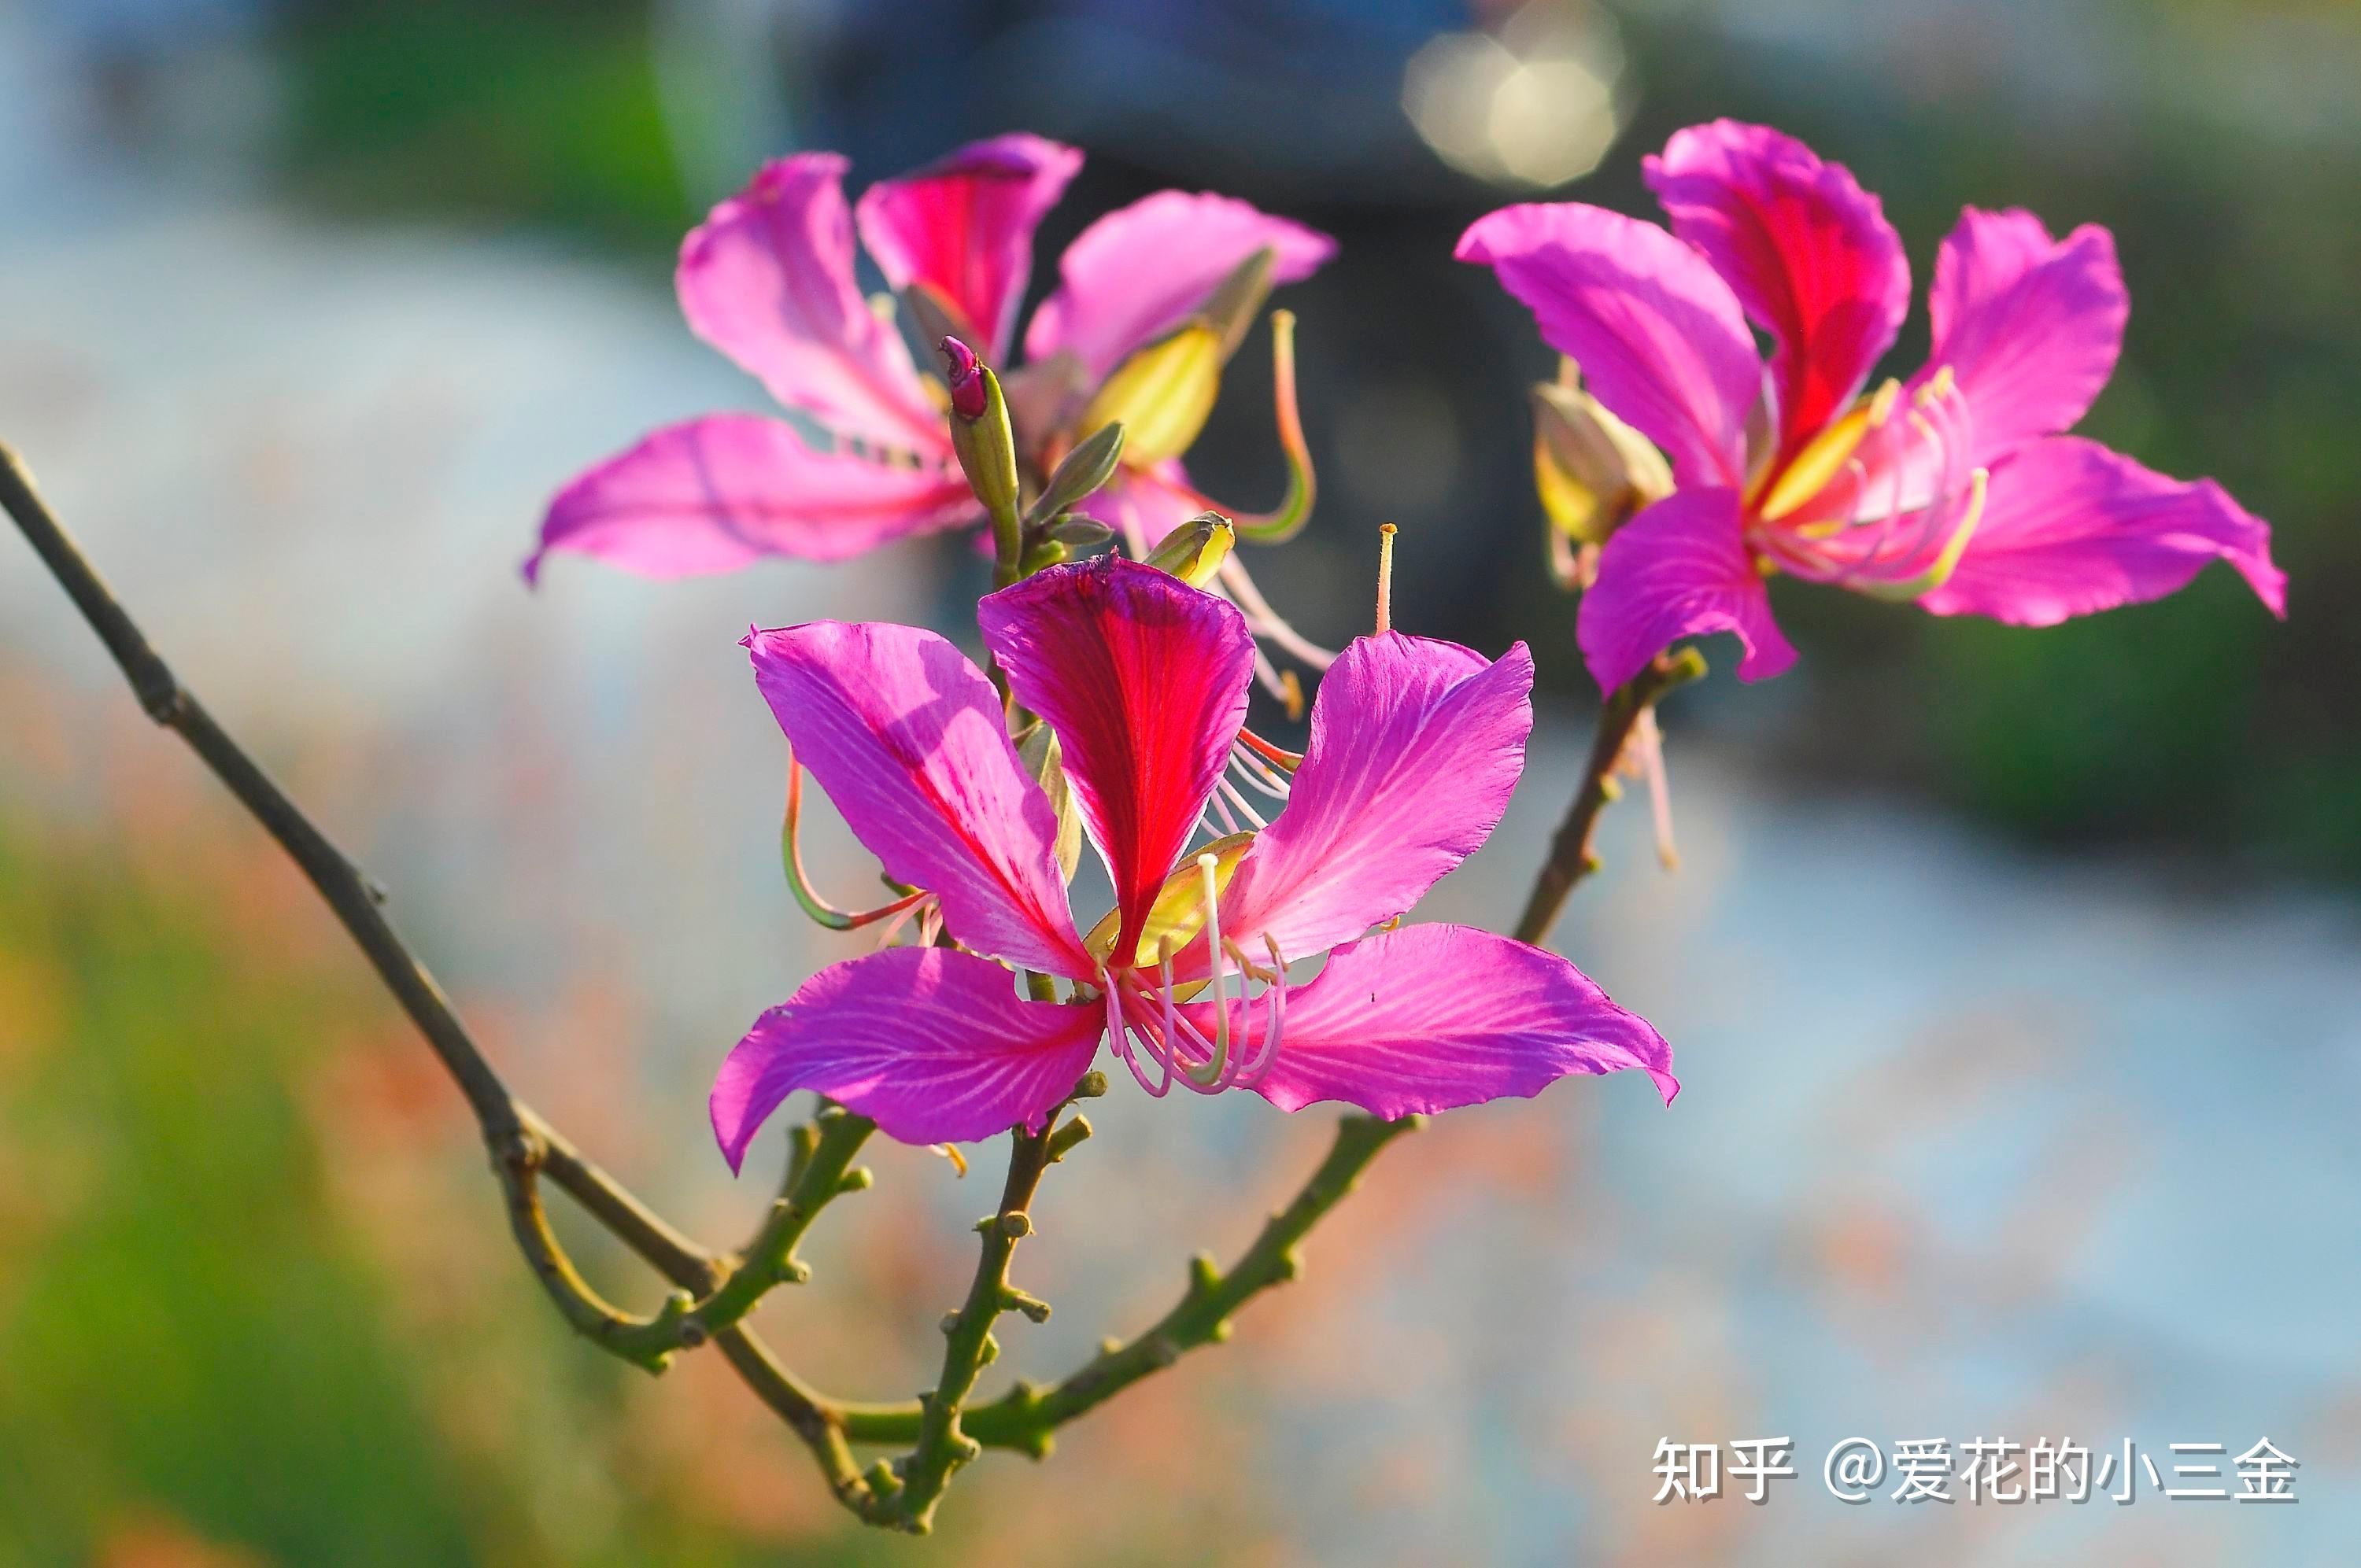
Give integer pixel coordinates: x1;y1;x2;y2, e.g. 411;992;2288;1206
711;555;1673;1157
527;134;1332;581
1458;119;2287;692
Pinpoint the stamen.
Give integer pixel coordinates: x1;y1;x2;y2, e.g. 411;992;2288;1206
1632;706;1679;872
1220;555;1338;672
1236;728;1304;771
1206;785;1244;838
930;1143;970;1178
1375;522;1398;634
782;754;933;932
1229;741;1292;799
1183;853;1232;1087
1102;965;1172;1098
1215;776;1269;829
1232;933;1288;1087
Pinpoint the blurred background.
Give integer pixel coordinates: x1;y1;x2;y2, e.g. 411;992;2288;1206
2;0;2357;1562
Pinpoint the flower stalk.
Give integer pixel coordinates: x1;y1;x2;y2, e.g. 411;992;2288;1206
1512;647;1708;948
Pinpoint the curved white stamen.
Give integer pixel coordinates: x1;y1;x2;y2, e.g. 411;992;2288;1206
1183;853;1231;1087
1229;742;1293;799
1232;933;1288;1088
1103;965;1173;1098
1216;777;1269;829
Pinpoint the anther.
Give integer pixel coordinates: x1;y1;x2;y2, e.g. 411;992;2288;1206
1375;522;1398;635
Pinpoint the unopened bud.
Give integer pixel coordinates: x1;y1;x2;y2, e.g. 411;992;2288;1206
1531;374;1672;546
1080;324;1221;464
940;337;1024;571
1044;515;1115;550
939;337;986;421
1142;512;1235;588
1028;422;1126;527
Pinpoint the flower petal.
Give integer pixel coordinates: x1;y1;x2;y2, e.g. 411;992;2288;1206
1023;191;1335;384
1578;488;1797;689
854;134;1083;364
1923;207;2126;463
712;947;1103;1160
678;154;947;452
745;621;1089;976
526;415;977;581
1219;634;1534;963
978;556;1254;964
1208;924;1675;1117
1458;202;1760;488
1917;436;2286;624
1645;119;1909;459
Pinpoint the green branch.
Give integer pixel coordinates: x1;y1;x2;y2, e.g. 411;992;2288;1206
840;1111;1423;1459
1511;648;1707;948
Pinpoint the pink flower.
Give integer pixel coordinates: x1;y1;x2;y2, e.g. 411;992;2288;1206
710;556;1672;1157
527;135;1332;581
1458;119;2287;692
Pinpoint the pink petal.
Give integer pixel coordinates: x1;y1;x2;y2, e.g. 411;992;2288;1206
1646;119;1909;460
1458;203;1760;489
1202;924;1675;1117
1577;487;1798;690
677;155;948;452
1022;191;1335;383
978;556;1254;962
854;134;1083;364
1918;436;2286;625
1923;207;2127;464
712;947;1103;1160
1218;635;1534;965
526;415;977;581
745;622;1090;977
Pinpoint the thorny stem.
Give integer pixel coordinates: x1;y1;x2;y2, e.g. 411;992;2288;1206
885;1077;1102;1532
1511;648;1708;947
838;1112;1423;1455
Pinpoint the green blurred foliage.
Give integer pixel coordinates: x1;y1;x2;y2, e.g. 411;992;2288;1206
274;0;693;249
0;816;901;1565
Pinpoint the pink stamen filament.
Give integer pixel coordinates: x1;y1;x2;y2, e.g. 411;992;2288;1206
1215;776;1269;830
1182;853;1232;1087
1229;742;1292;800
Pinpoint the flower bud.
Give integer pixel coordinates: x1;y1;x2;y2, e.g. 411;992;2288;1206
1531;371;1672;546
1141;511;1235;589
1079;324;1222;464
1027;422;1125;528
940;336;987;420
940;336;1024;574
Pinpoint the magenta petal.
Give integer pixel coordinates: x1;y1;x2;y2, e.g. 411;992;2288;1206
1220;635;1534;963
1918;436;2286;625
527;415;977;581
745;622;1090;976
1646;119;1909;459
1458;203;1761;489
1022;191;1335;383
1923;207;2127;464
712;948;1103;1160
854;134;1083;364
1578;488;1796;690
978;556;1254;962
677;155;947;452
1220;924;1675;1117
